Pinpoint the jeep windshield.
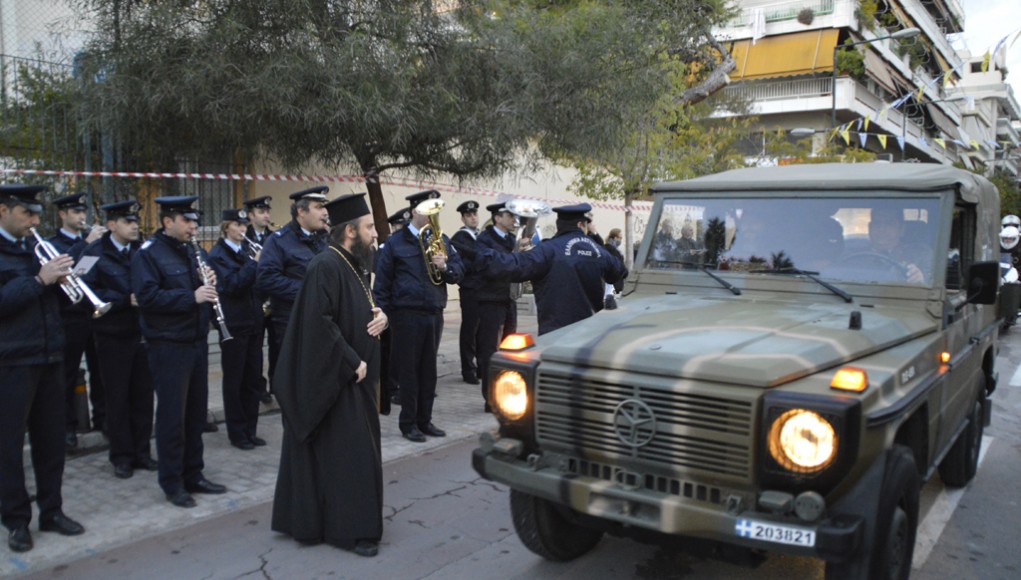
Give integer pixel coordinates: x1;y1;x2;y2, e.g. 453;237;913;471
646;196;941;286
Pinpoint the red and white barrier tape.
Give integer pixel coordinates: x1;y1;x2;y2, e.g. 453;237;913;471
2;167;652;212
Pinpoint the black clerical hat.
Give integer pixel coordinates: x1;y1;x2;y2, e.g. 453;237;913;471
101;200;140;222
0;184;47;214
456;200;479;214
289;186;329;202
325;193;370;226
406;189;440;208
221;208;250;224
388;208;412;225
154;196;202;221
552;202;592;224
53;192;88;211
243;195;272;210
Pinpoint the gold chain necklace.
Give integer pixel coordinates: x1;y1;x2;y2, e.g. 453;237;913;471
329;245;376;309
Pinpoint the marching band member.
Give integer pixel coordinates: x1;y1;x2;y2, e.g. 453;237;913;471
450;201;482;385
243;196;276;403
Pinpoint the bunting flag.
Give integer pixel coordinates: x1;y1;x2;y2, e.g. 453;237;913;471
917;85;925;101
858;132;868;147
986;140;1001;149
918;135;927;149
1012;28;1021;48
864;116;870;132
970;139;981;150
953;139;967;148
934;138;946;149
855;118;863;132
981;51;991;72
840;129;851;145
878;134;888;149
896;135;905;151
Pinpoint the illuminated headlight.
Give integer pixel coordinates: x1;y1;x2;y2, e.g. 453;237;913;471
767;409;837;474
493;370;528;421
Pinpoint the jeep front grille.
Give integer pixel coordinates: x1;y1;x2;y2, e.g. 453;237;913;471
566;458;724;505
534;369;754;481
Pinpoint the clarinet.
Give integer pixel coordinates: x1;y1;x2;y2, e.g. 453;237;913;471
191;241;233;342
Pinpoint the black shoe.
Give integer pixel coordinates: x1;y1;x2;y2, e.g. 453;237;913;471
92;419;106;433
250;436;267;447
8;526;32;552
231;439;255;451
204;421;219;433
350;540;379;557
166;491;196;508
260;392;273;404
185;478;227;495
402;427;427;443
39;513;85;536
419;423;446;437
390;393;401;405
463;375;480;385
65;432;78;449
133;456;159;471
113;463;134;479
484;403;492;413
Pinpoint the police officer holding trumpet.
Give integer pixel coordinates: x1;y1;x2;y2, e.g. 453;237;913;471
0;184;85;553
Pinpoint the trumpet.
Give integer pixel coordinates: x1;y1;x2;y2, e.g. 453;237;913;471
190;240;233;342
29;227;112;318
243;236;262;260
415;198;447;285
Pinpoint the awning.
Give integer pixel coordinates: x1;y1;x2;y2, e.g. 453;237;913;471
863;50;901;94
728;29;840;81
927;103;962;142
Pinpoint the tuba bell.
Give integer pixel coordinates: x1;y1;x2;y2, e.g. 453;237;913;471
415;198;447;285
505;199;551;300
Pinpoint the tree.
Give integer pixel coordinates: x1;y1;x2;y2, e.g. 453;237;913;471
69;0;734;239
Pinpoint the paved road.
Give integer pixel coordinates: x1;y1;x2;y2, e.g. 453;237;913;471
11;317;1021;579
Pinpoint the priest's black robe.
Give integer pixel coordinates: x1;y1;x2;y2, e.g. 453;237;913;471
271;244;382;547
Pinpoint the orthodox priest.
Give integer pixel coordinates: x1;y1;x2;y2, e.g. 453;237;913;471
271;193;388;557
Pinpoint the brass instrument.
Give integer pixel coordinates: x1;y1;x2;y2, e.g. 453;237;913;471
505;199;551;299
190;241;233;342
243;236;271;316
29;227;112;318
415;198;447;285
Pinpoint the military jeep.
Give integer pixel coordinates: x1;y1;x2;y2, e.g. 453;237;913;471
473;163;1000;579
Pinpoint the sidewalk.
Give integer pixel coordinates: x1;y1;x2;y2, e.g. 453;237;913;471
6;302;536;577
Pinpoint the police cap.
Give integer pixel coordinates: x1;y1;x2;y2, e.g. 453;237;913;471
289;186;329;202
388;208;412;225
552;202;593;224
243;195;272;210
456;200;479;214
221;208;250;224
52;192;88;211
154;196;202;221
406;189;441;208
101;200;140;222
325;193;370;226
0;184;47;214
486;202;509;215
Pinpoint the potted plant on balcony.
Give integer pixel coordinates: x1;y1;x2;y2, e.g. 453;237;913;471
835;43;866;80
797;8;815;25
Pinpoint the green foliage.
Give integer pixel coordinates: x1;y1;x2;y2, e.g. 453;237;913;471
855;0;878;32
987;170;1021;216
0;60;80;168
835;42;866;78
763;129;877;164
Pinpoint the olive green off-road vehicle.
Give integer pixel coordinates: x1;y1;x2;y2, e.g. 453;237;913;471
474;163;1001;579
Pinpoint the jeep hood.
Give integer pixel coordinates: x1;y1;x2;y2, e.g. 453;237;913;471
537;295;938;387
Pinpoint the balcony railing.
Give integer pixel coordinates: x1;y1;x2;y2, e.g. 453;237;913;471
725;77;833;102
728;0;836;27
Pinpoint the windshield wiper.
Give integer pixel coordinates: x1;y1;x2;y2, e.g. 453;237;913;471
767;267;853;303
700;266;742;295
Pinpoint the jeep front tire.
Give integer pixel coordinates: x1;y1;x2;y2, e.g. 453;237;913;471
510;489;604;561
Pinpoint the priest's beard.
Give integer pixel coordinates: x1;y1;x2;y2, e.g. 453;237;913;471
350;236;375;267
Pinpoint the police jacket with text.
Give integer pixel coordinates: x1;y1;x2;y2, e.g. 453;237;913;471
255;220;326;323
0;236;64;365
131;231;211;343
474;225;516;302
476;227;627;335
48;229;92;318
373;226;464;314
81;232;142;338
209;239;262;336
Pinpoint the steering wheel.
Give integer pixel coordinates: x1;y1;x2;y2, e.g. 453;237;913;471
836;252;906;276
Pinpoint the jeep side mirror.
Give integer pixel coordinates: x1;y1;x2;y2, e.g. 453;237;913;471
964;261;999;306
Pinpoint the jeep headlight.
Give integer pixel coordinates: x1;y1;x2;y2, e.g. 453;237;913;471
767;409;837;474
493;370;528;421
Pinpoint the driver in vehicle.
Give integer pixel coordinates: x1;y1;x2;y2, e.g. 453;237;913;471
867;206;930;284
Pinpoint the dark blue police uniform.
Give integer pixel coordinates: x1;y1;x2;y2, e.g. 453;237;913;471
0;184;83;546
209;218;264;449
131;197;223;504
475;203;627;335
255;220;326;370
48;194;105;440
473;222;518;403
81;220;155;475
450;202;483;384
373;192;464;440
243;196;276;400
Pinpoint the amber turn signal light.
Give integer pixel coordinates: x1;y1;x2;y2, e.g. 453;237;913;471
830;367;868;392
499;333;535;351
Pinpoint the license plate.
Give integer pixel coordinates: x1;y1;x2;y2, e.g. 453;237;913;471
735;518;816;547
